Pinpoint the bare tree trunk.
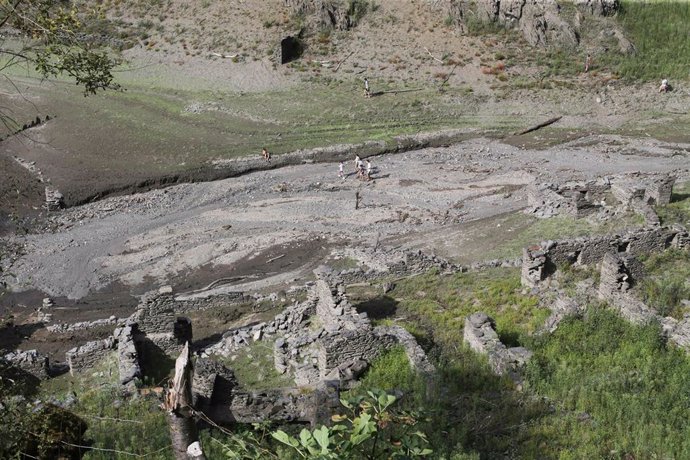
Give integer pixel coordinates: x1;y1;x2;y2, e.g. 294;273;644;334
162;342;206;460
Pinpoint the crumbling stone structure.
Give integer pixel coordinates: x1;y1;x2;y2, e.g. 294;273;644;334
542;296;584;333
45;186;64;211
58;260;435;427
66;338;116;375
2;349;50;380
526;173;675;224
114;323;143;386
597;252;690;350
520;225;688;288
463;313;532;382
129;290;192;357
519;222;689;352
64;286;197;383
192;356;340;426
204;266;434;391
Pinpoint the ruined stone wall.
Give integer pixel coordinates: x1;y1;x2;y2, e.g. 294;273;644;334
542;296;584;333
192;357;238;409
521;226;687;288
129;290;193;357
527;174;674;222
130;291;177;335
205;381;340;426
374;325;435;376
2;349;50;380
596;252;690;351
463;312;532;382
66;338;116;375
114;323;142;386
313;266;370;331
317;330;396;379
597;253;658;324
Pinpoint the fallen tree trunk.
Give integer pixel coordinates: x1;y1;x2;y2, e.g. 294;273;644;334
514;116;562;136
162;342;206;460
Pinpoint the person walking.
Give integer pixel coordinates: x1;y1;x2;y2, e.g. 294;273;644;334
364;77;371;98
261;147;271;163
366;159;372;180
338;161;345;179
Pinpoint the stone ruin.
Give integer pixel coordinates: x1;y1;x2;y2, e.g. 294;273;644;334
205;266;435;389
58;265;435;426
1;349;50;381
521;225;689;289
463;312;532;383
66;287;194;387
519;224;690;351
45;186;64;211
597;253;690;350
526;173;675;226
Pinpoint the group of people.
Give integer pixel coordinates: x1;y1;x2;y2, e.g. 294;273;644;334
339;155;373;181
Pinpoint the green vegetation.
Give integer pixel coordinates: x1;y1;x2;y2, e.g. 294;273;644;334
657;180;690;226
554;263;600;297
524;309;690;458
637;249;690;318
1;352;171;459
346;346;420;397
220;339;294;389
389;268;547;347
612;0;690;80
483;212;645;261
0;1;120;96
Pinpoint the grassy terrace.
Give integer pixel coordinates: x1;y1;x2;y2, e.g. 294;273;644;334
348;265;690;458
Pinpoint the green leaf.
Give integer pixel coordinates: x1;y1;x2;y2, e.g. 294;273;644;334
299;428;315;448
272;430;299;448
313;426;331;453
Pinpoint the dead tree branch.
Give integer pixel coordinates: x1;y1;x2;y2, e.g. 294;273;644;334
162;342;206;460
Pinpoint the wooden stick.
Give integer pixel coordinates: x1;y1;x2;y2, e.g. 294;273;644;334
438;62;460;90
514;116;562;136
266;254;286;264
424;47;444;63
334;51;355;72
378;88;423;95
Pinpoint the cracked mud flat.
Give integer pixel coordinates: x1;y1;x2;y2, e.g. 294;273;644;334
3;134;688;308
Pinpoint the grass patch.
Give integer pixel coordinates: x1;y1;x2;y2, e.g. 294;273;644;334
483;212;645;261
636;249;690;319
38;352;171;459
346;345;419;395
555;263;600;297
218;339;293;389
656;180;690;226
610;0;690;81
524;308;690;458
390;267;547;347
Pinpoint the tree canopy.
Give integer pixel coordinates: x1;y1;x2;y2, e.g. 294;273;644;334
1;0;119;94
